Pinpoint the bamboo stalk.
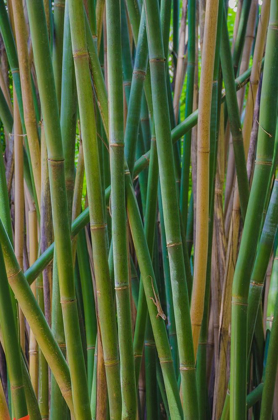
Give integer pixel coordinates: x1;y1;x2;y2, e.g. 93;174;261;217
230;1;278;417
29;210;39;397
25;0;91;417
0;243;28;419
67;0;121;416
191;0;219;356
11;0;41;208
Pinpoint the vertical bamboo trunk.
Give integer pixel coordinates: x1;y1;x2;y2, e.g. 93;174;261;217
230;1;278;417
67;0;122;417
190;0;219;356
29;210;39;397
11;0;41;208
24;0;91;416
144;0;198;416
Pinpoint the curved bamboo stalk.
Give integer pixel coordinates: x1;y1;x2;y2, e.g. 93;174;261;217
191;0;219;356
126;176;183;419
230;1;278;417
0;244;28;420
0;221;74;413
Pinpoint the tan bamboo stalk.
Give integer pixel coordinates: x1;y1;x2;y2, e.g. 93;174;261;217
14;90;26;352
14;93;24;277
29;209;39;397
173;0;188;121
10;0;41;208
0;378;10;420
242;0;270;147
96;331;107;420
236;0;257;112
190;0;219;356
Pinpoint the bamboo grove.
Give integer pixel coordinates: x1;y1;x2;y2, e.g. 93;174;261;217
0;0;278;418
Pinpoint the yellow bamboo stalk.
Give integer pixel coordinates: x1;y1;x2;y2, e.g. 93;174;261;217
29;209;39;397
190;0;219;357
11;0;41;207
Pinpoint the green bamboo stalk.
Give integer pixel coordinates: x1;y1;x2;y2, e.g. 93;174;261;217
133;135;159;382
180;0;195;233
247;179;278;354
60;3;77;217
260;247;278;420
52;0;65;110
67;0;122;416
25;0;91;417
232;0;253;75
0;244;28;419
24;63;256;287
0;221;75;412
124;8;149;175
77;230;97;396
230;1;278;417
145;0;198;415
220;10;249;219
50;256;69;420
126;176;183;419
106;1;137;416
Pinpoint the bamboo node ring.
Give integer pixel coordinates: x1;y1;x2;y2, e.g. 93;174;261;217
231;299;248;307
59;343;66;348
73;50;89;59
133;353;143;358
60;298;77;306
166;241;182;249
87;346;95;350
104;359;119;367
255;159;272;166
90;223;107;231
159;358;172;364
8;268;22;280
123;81;131;87
180;365;196;371
149;57;166;63
48;157;65;163
151;137;156;142
250;281;263;287
133;70;146;78
115;283;129;291
11;133;27;138
11;68;19;74
110;143;125;148
144;341;156;347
